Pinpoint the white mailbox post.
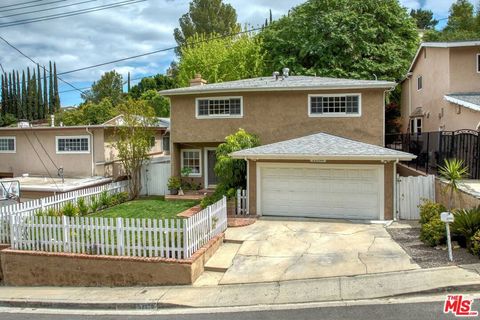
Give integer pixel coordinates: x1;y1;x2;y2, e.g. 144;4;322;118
441;212;455;262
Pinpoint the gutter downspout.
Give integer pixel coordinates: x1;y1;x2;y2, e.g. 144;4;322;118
86;128;95;177
393;159;399;221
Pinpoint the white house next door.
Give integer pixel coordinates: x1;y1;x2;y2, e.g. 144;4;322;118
258;163;384;220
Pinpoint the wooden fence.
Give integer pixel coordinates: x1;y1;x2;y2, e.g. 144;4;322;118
397;174;436;220
236;189;248;215
0;181;128;244
10;197;227;259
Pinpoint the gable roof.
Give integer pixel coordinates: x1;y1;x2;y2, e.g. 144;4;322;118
407;41;480;74
445;93;480;112
159;76;395;96
230;132;415;161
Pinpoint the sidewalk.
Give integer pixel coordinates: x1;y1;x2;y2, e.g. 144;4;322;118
1;264;480;310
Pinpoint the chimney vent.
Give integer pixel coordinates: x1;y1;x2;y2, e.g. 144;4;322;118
273;71;280;80
189;73;207;87
282;68;290;78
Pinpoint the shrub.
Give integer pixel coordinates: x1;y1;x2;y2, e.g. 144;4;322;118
99;191;111;208
451;207;480;251
115;192;129;204
420;217;446;247
471;230;480;257
46;207;59;217
77;198;89;216
419;200;446;225
200;187;235;208
90;197;100;213
167;176;181;190
61;202;78;217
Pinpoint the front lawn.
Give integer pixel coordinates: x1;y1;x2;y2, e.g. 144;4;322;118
89;196;198;219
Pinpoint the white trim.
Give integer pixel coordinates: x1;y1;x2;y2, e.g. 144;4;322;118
256;162;385;220
307;93;362;118
203;147;217;188
444;95;480;112
246;160;250;213
0;136;16;153
417;75;423;91
181;148;202;177
195;96;243;119
477;53;480;73
55;135;90;154
231;153;416;161
161;84;396;96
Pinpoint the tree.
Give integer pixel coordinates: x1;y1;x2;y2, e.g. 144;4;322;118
49;61;54;114
128;74;177;99
114;99;155;199
81;70;123;106
37;64;44;119
445;0;476;33
53;62;60;112
410;9;438;30
43;68;48;115
260;0;419;81
177;32;267;86
21;71;27;119
55;98;117;126
140;90;170;117
214;129;260;192
439;159;469;212
173;0;240;51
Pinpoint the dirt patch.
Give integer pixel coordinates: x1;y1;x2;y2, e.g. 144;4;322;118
387;227;479;268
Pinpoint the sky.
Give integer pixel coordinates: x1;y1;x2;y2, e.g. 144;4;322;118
0;0;467;106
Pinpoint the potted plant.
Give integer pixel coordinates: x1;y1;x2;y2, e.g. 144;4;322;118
167;176;181;195
180;167;193;195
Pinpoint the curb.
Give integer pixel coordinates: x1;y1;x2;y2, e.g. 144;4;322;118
1;284;480;311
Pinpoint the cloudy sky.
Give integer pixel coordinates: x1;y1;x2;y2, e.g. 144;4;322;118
0;0;466;106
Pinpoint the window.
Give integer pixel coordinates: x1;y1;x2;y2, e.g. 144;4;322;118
477;54;480;73
150;136;156;148
417;76;423;91
162;134;170;152
56;136;90;153
308;94;361;117
181;149;201;176
196;97;243;118
0;136;15;153
410;117;422;134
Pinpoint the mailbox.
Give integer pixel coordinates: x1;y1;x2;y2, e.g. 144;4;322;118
441;212;455;223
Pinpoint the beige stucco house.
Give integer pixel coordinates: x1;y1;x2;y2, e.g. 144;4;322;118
401;41;480;133
0;116;170;180
161;74;414;220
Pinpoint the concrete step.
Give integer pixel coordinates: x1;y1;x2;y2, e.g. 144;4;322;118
193;271;224;287
204;242;241;272
224;239;244;244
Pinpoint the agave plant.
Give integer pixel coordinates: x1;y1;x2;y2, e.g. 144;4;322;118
451;207;480;251
438;158;469;212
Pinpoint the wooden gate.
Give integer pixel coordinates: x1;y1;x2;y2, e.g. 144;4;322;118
397;175;435;220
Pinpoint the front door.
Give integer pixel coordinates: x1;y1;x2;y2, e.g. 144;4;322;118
206;149;218;187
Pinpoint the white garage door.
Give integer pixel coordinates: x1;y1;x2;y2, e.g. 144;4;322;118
259;164;383;220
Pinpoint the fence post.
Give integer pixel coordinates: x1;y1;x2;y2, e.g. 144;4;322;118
63;216;69;253
116;217;124;256
183;219;189;259
208;206;212;238
40;198;45;212
236;189;241;215
10;214;16;249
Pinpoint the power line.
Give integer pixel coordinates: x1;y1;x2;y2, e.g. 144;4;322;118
0;0;147;27
0;34;87;95
1;0;99;19
0;0;46;10
58;26;263;75
0;0;66;14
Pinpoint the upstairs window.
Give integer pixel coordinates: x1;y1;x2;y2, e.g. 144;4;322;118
56;136;90;154
0;137;15;153
417;76;423;91
196;97;243;118
309;94;361;117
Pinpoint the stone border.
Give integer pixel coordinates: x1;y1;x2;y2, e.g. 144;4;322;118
0;234;224;287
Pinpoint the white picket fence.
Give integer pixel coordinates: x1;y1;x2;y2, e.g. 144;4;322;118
397;174;436;220
10;197;227;259
0;181;128;244
236;189;248;215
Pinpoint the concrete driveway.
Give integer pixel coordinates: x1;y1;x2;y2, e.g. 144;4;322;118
218;219;419;284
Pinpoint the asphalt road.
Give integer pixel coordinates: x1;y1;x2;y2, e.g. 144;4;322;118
0;301;469;320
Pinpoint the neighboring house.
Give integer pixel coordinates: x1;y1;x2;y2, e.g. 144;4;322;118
160;74;414;220
401;41;480;133
0;115;170;179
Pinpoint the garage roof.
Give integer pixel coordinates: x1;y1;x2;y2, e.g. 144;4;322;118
230;133;416;161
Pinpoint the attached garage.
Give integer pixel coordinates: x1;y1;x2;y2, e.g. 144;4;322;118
231;132;416;221
259;163;383;220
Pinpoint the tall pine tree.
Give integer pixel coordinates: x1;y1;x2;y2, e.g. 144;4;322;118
16;71;21;119
1;74;6;116
7;73;12;115
26;68;31;120
31;71;38;120
48;61;54;114
21;71;27;119
53;62;60;112
37;64;44;119
11;71;18;118
43;67;48;115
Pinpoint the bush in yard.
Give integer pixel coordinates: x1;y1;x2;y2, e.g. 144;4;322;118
99;191;112;208
419;200;446;225
61;202;78;217
471;230;480;257
90;197;100;213
420;217;446;247
451;207;480;251
77;198;89;216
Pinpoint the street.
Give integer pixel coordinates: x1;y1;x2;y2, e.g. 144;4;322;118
0;301;466;320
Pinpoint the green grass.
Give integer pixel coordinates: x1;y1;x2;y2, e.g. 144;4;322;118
89;196;198;220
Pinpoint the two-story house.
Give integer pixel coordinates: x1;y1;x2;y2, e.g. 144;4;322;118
401;41;480;133
161;74;414;221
